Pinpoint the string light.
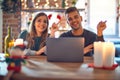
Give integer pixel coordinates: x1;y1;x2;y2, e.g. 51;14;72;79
21;0;77;9
65;0;68;6
21;0;24;2
32;0;35;3
55;3;59;8
38;0;40;2
24;0;27;2
35;3;38;6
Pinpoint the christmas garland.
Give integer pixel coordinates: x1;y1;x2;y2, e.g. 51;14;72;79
1;0;21;13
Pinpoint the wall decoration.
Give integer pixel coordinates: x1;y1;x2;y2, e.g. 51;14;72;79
1;0;21;13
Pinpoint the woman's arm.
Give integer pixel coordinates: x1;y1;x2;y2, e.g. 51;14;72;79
23;46;46;56
35;46;46;55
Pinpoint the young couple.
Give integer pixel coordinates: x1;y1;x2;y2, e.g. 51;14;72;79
18;7;106;56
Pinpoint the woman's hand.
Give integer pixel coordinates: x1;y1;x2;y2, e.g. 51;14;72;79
97;21;107;36
36;46;46;55
49;23;59;37
84;44;93;55
51;23;59;32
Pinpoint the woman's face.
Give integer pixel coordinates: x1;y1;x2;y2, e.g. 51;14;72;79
35;15;48;36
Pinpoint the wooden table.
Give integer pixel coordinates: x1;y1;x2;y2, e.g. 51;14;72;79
0;55;120;80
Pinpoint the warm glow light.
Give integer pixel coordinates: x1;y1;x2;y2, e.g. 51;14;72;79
35;3;38;6
24;4;27;8
38;0;40;2
22;3;24;6
55;3;59;8
36;6;39;8
21;0;78;9
46;0;49;4
33;0;35;2
14;39;24;46
65;0;68;6
21;0;24;2
21;12;24;15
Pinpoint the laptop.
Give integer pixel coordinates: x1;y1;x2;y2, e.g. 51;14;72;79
46;37;84;62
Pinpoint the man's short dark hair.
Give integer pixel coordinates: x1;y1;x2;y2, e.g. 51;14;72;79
65;7;79;15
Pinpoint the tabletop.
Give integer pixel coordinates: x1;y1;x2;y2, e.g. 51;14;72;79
0;55;120;80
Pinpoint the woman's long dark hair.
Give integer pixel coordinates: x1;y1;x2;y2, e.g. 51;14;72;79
26;12;49;49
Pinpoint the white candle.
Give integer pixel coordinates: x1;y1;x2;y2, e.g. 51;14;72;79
14;38;24;46
94;41;104;67
103;42;115;67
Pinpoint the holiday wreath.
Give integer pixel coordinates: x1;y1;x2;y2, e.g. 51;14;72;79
1;0;21;13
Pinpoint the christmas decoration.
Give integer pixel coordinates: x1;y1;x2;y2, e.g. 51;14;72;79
48;14;52;19
1;0;21;13
57;14;61;20
4;44;27;80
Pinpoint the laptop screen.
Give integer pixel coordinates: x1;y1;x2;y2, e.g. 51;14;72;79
46;37;84;62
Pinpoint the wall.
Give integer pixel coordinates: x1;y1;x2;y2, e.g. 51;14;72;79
0;6;2;52
1;0;21;53
2;12;21;52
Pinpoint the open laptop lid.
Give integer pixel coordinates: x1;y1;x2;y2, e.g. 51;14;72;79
46;37;84;62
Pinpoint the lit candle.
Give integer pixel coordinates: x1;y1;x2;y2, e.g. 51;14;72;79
94;41;104;67
14;39;24;46
103;42;115;68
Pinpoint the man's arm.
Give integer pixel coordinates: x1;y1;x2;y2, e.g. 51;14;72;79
96;21;107;41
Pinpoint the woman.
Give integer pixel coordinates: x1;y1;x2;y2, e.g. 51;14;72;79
18;12;58;56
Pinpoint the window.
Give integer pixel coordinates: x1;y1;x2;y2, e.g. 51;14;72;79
89;0;119;40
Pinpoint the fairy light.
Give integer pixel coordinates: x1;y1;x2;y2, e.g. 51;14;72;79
32;0;35;3
55;3;59;8
24;0;27;9
38;0;40;2
65;0;68;6
35;2;39;9
24;0;27;2
46;0;49;5
35;3;38;6
21;0;24;2
21;12;24;15
21;0;78;9
44;0;49;8
22;2;24;6
24;4;27;8
36;6;39;8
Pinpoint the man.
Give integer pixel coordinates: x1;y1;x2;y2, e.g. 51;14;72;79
60;7;106;56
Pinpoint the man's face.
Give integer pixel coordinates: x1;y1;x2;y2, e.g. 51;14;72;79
66;11;82;30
